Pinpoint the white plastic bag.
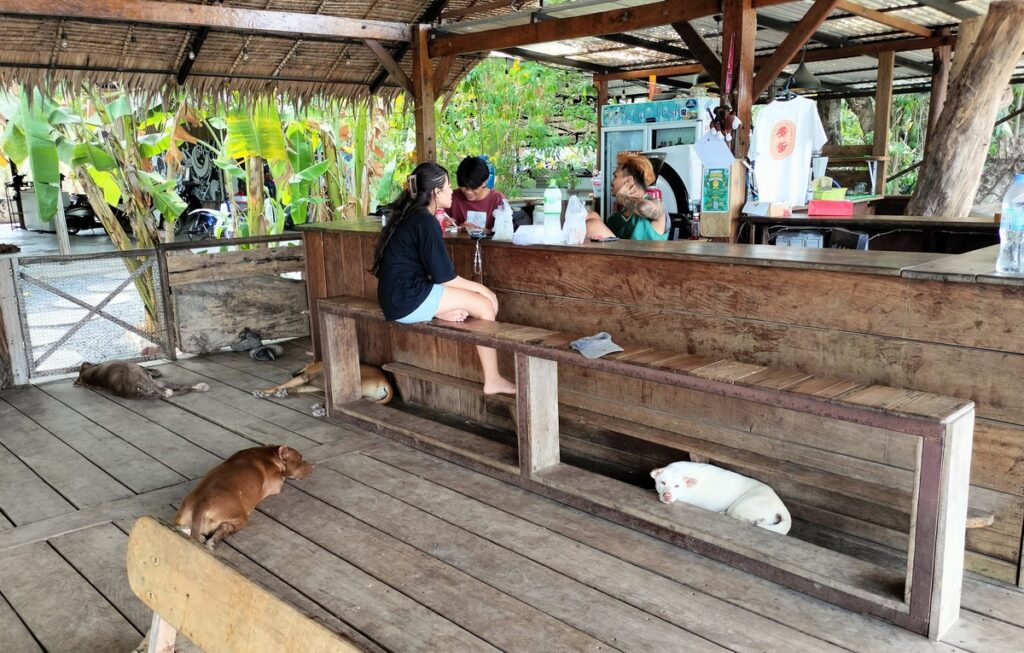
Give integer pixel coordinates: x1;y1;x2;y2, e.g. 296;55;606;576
512;224;545;246
491;199;515;241
561;195;589;245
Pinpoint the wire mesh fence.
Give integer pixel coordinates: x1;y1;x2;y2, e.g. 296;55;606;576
14;250;169;377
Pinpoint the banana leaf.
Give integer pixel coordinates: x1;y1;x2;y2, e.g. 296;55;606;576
136;170;186;222
353;103;368;204
87;168;122;207
71;143;116;171
286;120;315;225
226;100;287;163
138;132;170;157
106;95;133;121
292;160;331;182
2;120;27;164
214;158;247;179
20;91;61;221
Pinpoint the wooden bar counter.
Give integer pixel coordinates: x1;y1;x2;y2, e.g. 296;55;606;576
299;220;1024;587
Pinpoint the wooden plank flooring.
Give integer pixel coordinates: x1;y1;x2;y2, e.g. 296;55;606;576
0;340;1022;652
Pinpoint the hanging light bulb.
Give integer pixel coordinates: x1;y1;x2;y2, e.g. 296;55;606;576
129;28;136;44
188;48;196;60
242;46;249;62
60;31;69;48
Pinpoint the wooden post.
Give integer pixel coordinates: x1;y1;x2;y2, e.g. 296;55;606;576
594;79;608;168
908;0;1024;217
412;24;436;164
319;312;362;416
723;0;756;160
515;354;560;476
927;408;974;639
702;0;755;242
948;16;984;86
872;51;894;195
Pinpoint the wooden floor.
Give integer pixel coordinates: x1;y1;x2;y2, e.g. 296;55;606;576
1;340;1023;653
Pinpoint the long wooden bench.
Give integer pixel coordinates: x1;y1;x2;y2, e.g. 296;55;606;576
318;295;975;640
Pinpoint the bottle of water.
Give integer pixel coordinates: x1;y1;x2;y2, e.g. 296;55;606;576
542;180;563;243
996;172;1024;274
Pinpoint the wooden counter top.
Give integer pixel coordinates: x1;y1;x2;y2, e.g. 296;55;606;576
743;214;999;228
297;219;1022;285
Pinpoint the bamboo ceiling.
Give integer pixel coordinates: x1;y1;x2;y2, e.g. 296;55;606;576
0;0;489;101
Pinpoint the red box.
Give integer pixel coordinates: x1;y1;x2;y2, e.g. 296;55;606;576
808;199;854;216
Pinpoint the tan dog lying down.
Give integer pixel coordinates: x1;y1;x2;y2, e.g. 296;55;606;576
253;360;393;404
75;361;209;399
651;461;792;535
174;445;313;548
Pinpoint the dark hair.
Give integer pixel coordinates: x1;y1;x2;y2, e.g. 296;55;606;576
616;152;655;189
371;162;449;276
456;156;489;189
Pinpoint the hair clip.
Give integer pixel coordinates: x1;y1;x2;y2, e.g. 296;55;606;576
407;175;418;198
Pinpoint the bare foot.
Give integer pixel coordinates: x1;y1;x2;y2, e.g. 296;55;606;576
483;376;517;395
436;309;469;322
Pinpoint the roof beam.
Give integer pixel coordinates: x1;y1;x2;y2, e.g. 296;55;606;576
672;21;722;86
441;0;520;21
0;0;410;41
501;48;610;74
753;0;842;98
175;27;208;85
429;0;719;58
594;63;703;82
834;0;932;38
368;0;448;95
915;0;978;20
599;33;691;59
365;39;414;95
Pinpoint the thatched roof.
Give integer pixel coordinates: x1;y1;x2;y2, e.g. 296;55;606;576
0;0;489;101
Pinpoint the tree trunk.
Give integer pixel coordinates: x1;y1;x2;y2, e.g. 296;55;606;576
846;97;875;137
818;98;843;145
908;0;1024;217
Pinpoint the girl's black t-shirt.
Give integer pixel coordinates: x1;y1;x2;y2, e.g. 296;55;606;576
376;208;456;320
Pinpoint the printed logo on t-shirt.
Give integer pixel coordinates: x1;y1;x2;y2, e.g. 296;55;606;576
770;120;796;161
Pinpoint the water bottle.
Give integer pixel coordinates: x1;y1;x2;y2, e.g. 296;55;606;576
480;154;496;189
996;172;1024;274
543;180;563;244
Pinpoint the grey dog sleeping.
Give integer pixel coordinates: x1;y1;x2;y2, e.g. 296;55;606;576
75;360;210;399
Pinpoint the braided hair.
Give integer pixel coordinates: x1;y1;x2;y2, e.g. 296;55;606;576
370;162;449;276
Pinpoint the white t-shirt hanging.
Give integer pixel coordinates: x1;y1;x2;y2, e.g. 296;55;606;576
750;96;827;207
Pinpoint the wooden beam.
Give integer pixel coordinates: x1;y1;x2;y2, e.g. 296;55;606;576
835;1;932;38
429;0;718;58
175;27;207;85
0;0;411;42
364;39;414;95
753;0;843;99
873;51;895;194
368;0;448;96
412;25;436;164
515;354;560;476
949;16;983;88
672;21;722;88
501;47;610;75
595;79;607;171
432;55;455;91
724;0;756;160
593;63;703;82
801;35;955;63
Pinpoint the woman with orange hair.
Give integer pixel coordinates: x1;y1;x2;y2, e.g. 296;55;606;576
586;152;669;241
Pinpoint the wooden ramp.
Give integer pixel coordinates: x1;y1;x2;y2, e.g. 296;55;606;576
1;342;1023;652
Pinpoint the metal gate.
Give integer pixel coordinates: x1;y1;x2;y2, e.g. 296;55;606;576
13;250;170;377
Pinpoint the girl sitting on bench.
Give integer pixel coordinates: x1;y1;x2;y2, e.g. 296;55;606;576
371;162;516;395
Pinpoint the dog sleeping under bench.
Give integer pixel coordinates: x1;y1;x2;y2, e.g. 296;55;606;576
318;294;975;640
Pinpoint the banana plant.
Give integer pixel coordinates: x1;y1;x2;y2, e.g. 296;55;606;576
224;98;287;236
0;87;76;223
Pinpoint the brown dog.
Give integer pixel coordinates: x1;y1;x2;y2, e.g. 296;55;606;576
174;445;313;548
253;361;394;404
75;361;209;399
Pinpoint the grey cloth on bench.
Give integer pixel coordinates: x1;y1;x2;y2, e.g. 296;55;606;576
570;332;624;359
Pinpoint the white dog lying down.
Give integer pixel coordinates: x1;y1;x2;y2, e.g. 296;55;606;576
651;461;792;535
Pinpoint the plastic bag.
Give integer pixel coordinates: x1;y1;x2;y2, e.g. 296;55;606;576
492;199;515;241
561;195;588;245
512;225;545;246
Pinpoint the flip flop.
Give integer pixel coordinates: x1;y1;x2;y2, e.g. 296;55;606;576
249;343;285;361
230;328;263;352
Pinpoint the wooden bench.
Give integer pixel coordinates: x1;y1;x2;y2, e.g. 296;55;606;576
126;517;365;653
318;295;975;640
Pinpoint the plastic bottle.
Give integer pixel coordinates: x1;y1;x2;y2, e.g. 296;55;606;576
996;172;1024;274
542;180;563;244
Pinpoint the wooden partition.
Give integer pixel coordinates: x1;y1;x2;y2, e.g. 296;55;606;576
300;222;1024;587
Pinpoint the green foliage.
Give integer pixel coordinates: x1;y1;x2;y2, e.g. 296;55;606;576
435;58;597;196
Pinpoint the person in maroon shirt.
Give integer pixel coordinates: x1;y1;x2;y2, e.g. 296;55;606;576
449;156;507;230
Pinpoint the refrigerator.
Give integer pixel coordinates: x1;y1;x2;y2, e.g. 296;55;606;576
600;97;717;214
